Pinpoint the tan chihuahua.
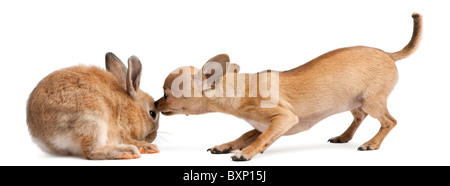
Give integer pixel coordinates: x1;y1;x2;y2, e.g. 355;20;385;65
156;13;422;161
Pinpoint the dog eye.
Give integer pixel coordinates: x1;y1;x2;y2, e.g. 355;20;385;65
149;111;156;119
164;93;168;99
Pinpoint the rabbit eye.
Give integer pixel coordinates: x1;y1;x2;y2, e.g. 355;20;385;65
164;93;168;99
149;111;156;119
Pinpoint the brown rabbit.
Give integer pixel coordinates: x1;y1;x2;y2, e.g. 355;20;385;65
26;52;159;160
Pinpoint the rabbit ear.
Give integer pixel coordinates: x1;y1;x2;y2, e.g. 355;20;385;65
126;55;142;99
105;52;127;89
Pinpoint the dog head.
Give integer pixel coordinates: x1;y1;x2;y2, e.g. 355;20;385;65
155;54;240;115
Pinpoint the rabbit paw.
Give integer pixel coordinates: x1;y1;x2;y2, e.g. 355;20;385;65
137;143;159;154
86;144;141;160
115;145;142;159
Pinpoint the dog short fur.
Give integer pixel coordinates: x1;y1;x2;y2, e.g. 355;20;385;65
156;13;422;161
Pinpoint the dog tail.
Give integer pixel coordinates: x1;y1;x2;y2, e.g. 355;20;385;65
388;13;422;61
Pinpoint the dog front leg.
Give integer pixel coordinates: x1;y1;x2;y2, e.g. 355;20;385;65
231;112;298;161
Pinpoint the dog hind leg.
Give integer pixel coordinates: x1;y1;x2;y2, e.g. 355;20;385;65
358;97;397;151
328;107;368;143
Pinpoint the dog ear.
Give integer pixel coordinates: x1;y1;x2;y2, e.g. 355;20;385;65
198;54;241;94
227;63;240;74
201;54;240;87
203;54;240;75
201;54;228;91
202;54;230;79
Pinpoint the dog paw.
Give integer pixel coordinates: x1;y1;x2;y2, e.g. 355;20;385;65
207;144;233;154
357;142;380;151
231;151;250;161
328;136;351;143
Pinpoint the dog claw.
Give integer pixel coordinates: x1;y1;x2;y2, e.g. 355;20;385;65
208;146;233;154
231;155;249;161
208;148;221;154
357;146;378;151
231;150;250;161
226;146;233;152
328;136;349;143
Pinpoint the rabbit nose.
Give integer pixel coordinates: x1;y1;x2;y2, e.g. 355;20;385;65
154;100;160;108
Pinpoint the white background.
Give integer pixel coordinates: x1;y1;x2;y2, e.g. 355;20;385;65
1;0;449;166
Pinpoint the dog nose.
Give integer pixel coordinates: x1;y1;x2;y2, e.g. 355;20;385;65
154;100;160;108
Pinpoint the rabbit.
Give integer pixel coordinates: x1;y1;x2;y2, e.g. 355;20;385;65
26;52;159;160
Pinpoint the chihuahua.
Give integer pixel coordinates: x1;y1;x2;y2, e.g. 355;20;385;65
156;13;422;161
